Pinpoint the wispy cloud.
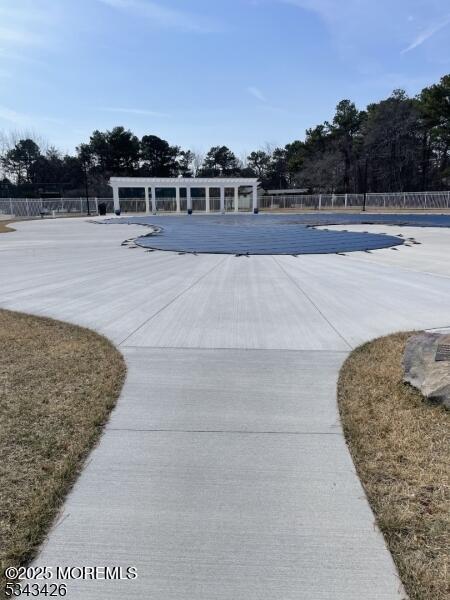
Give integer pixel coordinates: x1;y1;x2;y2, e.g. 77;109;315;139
0;105;63;127
0;26;43;46
401;15;450;53
0;106;30;126
278;0;342;24
0;48;45;66
247;86;267;102
97;0;221;33
100;106;170;117
277;0;450;62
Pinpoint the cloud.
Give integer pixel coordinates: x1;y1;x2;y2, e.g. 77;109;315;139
277;0;450;61
97;0;221;33
0;26;42;46
278;0;343;24
401;15;450;53
100;107;170;117
247;86;267;102
0;105;63;127
0;106;30;126
0;48;45;66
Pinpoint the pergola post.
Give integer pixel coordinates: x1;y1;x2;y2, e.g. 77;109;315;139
151;186;156;213
252;184;258;213
220;186;225;213
144;187;150;214
175;187;180;213
186;186;192;213
205;187;210;213
113;186;120;213
234;186;239;212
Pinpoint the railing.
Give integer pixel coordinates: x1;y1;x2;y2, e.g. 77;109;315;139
260;191;450;211
1;191;449;218
0;198;101;218
0;197;148;217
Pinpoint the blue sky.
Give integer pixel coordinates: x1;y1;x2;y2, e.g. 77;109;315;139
0;0;449;156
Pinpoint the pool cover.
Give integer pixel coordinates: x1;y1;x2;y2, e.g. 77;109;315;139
103;213;450;255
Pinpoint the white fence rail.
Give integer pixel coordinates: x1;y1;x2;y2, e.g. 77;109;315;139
1;191;450;217
260;191;450;211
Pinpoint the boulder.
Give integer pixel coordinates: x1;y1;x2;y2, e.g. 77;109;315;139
403;332;450;409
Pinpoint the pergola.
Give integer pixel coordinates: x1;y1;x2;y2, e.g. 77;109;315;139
109;177;259;214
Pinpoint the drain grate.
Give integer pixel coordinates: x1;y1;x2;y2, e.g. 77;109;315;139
435;344;450;362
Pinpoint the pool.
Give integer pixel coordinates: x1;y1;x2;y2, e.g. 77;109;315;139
103;213;450;255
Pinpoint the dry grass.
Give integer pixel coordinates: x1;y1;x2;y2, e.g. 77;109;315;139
0;310;126;594
0;221;15;233
338;332;449;600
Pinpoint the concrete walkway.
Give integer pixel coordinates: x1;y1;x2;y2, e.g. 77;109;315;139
1;217;449;599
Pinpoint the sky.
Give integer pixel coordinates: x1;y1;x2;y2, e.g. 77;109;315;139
0;0;449;156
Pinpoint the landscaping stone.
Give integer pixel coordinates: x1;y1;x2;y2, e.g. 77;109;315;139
403;332;450;408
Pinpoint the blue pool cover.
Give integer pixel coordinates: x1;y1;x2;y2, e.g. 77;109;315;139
104;213;450;255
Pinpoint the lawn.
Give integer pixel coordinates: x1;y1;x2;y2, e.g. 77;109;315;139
0;221;15;234
338;332;449;600
0;310;126;595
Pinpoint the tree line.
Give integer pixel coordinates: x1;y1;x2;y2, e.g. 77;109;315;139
1;74;448;198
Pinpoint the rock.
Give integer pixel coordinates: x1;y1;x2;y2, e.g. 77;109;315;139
403;332;450;409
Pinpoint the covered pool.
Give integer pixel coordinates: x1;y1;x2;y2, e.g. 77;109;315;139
103;213;450;255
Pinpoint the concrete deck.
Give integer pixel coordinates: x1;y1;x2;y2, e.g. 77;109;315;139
1;216;449;599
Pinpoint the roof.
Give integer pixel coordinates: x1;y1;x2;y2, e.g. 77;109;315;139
110;177;259;186
265;189;308;194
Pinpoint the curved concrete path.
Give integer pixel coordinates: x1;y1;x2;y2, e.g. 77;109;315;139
1;216;449;599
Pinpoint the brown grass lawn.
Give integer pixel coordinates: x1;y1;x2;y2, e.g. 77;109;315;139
338;332;449;600
0;221;15;233
0;310;126;595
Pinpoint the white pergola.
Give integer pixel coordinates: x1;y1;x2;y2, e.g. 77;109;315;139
109;177;259;214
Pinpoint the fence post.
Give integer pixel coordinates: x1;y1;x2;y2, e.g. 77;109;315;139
9;198;13;216
26;199;30;216
318;194;322;211
344;193;348;208
447;191;449;209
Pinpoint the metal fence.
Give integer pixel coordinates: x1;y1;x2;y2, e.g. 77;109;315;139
260;191;450;211
0;197;145;217
1;191;450;218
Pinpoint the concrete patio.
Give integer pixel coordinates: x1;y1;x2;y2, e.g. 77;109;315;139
1;216;449;599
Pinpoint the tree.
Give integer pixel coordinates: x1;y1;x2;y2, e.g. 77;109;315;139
190;149;204;176
419;75;450;187
363;90;422;192
285;140;306;185
77;126;140;176
329;100;364;192
247;150;271;180
140;135;179;176
176;150;194;177
1;139;41;184
265;148;289;189
200;146;240;176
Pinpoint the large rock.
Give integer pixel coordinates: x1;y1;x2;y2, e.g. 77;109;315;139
403;332;450;408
